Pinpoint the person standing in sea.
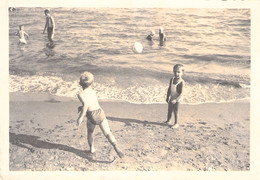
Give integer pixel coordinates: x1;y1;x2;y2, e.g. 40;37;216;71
43;9;55;44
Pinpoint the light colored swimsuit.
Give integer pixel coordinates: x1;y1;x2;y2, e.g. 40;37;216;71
19;38;27;44
86;108;105;125
18;30;27;44
170;79;183;102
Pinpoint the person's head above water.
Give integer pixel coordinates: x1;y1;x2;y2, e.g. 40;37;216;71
150;30;155;36
79;72;94;88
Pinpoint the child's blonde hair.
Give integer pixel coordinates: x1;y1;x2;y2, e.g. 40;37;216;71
159;27;164;32
79;72;94;87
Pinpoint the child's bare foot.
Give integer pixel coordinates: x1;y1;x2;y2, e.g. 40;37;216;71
77;119;83;126
114;145;124;158
90;147;96;153
164;120;171;124
171;124;179;129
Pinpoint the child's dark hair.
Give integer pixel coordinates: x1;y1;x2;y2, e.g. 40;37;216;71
173;64;184;72
44;9;50;14
19;25;24;29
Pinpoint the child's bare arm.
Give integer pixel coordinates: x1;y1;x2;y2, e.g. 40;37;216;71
51;16;55;32
175;81;184;102
24;31;29;38
166;78;172;102
43;17;48;33
76;94;88;126
164;34;167;41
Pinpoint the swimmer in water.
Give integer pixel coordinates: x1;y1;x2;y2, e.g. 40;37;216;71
76;72;124;158
16;25;29;44
43;9;55;43
146;30;155;41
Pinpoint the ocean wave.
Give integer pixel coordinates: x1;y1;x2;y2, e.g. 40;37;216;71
10;63;250;89
9;74;250;104
181;54;250;65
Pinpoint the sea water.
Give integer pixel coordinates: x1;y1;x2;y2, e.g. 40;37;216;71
9;8;250;104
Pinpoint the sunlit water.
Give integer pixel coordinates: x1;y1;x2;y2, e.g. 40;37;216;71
9;8;250;104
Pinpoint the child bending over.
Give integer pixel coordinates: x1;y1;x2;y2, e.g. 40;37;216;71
77;72;124;158
43;9;55;43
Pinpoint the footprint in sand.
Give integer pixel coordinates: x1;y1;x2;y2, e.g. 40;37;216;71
225;124;233;130
33;128;44;132
55;125;63;129
234;140;241;145
202;126;211;129
124;122;132;126
45;98;61;103
65;119;75;124
15;124;21;129
186;124;195;128
198;121;207;125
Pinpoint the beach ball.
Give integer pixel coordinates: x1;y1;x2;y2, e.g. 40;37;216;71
133;42;143;53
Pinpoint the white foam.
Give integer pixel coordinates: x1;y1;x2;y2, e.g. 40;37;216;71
9;74;250;105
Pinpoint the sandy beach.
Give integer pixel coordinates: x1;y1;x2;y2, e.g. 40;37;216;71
9;92;250;171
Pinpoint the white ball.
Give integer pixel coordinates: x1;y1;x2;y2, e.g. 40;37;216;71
133;42;143;53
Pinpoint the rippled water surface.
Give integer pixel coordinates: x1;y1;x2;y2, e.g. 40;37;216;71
9;8;250;104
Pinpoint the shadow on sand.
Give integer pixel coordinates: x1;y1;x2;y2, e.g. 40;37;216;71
107;116;168;127
9;132;114;164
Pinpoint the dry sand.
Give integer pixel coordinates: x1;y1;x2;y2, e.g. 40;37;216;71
9;92;250;171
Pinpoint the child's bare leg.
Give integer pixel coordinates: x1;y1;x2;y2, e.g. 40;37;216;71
172;102;179;128
165;102;174;123
48;31;54;43
87;120;96;153
173;102;179;124
51;32;54;42
48;32;51;41
99;118;124;158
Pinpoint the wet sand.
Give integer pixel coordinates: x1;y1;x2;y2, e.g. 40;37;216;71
9;92;250;171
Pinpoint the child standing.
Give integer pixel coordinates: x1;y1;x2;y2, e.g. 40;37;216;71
159;27;167;42
16;25;29;44
165;64;185;128
43;9;55;43
76;72;124;158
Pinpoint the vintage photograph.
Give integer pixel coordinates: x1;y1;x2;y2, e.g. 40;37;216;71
8;7;251;172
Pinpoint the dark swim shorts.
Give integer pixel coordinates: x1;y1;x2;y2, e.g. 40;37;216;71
47;27;53;33
86;108;105;125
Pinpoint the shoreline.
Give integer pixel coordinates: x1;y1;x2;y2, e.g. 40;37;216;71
9;91;250;105
9;92;250;171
